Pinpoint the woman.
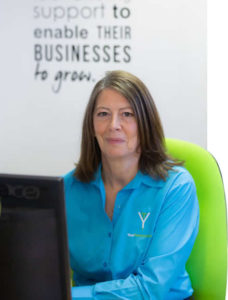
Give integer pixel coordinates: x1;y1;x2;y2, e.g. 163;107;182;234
64;70;199;299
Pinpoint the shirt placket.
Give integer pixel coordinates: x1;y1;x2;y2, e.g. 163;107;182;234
112;189;130;225
97;178;115;275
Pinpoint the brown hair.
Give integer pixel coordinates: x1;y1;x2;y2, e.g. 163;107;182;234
74;70;183;182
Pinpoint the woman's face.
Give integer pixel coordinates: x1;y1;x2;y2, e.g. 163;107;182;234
93;88;140;161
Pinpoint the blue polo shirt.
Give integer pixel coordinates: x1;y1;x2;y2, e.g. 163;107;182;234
64;165;199;300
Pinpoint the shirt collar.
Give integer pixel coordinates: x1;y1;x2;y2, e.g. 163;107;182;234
91;164;164;189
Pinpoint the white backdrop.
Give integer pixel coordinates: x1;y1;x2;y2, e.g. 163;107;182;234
207;0;228;298
0;0;206;176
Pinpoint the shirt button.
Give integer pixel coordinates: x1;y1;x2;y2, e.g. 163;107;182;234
108;232;112;238
103;262;107;267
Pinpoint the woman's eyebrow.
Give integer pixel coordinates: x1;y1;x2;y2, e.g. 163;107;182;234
94;106;133;111
94;106;110;111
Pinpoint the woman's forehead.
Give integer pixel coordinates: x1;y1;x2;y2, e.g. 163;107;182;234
95;88;132;109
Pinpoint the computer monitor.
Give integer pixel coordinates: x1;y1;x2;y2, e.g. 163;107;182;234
0;173;72;300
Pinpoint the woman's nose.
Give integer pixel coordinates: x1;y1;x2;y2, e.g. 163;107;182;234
109;114;121;130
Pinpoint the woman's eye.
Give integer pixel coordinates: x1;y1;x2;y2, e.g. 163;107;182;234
97;111;108;117
123;112;134;117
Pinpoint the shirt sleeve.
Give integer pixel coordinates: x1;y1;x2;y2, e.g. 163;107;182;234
71;172;199;300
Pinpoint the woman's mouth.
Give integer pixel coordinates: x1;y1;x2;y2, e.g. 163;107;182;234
106;138;125;144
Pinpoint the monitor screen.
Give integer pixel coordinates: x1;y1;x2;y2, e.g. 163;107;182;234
0;173;72;300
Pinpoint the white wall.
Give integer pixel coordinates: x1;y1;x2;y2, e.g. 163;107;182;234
208;1;228;298
0;0;206;176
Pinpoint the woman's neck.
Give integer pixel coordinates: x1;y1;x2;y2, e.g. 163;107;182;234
101;155;140;190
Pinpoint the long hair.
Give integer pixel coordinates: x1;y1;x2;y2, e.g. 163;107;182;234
74;70;183;182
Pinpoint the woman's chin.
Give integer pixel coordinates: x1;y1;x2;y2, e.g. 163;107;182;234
103;150;137;161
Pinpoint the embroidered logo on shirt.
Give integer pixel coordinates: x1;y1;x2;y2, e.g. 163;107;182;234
127;233;152;238
138;212;150;230
127;212;152;238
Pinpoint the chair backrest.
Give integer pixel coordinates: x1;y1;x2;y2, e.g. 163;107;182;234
165;138;227;299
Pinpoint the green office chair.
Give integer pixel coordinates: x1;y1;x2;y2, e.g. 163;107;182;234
165;138;227;299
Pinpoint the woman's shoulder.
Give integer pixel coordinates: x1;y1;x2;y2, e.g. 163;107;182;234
141;165;195;191
63;169;93;200
62;168;80;186
63;168;95;188
166;165;196;191
63;168;75;180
